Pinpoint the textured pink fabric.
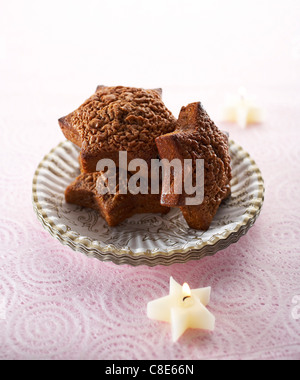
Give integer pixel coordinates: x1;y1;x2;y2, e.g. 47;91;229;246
1;0;300;360
0;88;299;360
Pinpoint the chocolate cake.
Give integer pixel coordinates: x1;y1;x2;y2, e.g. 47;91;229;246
59;86;176;173
156;102;232;231
65;171;169;227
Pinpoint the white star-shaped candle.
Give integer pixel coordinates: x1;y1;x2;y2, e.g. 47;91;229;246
147;277;215;342
221;87;264;128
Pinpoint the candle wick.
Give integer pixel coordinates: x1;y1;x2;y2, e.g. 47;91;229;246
183;296;191;302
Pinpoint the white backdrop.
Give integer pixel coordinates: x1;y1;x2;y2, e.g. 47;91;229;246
0;0;300;143
1;0;299;89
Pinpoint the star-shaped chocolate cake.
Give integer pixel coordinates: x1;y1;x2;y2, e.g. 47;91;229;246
59;86;176;173
65;171;169;227
156;102;232;231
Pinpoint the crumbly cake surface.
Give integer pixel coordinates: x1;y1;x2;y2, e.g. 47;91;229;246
156;102;232;230
60;86;176;154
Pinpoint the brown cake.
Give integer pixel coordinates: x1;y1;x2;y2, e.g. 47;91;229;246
59;86;176;173
65;171;170;227
155;102;232;231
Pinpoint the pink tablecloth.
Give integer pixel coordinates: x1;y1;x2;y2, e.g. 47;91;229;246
0;86;299;360
1;1;300;360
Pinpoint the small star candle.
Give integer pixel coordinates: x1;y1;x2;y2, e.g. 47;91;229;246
147;277;215;342
221;87;264;128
